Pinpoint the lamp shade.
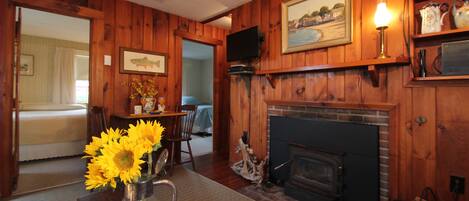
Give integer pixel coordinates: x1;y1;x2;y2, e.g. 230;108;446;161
374;2;391;28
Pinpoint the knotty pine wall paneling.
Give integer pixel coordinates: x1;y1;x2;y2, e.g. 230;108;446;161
436;87;469;200
0;0;16;196
100;0;230;155
0;3;230;195
229;0;469;201
94;0;229;125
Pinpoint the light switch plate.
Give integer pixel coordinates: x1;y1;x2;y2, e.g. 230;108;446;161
104;55;112;66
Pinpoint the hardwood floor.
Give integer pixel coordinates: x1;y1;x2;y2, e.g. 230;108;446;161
183;153;250;191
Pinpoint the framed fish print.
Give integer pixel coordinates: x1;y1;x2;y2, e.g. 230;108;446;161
120;47;167;75
20;54;34;76
282;0;352;54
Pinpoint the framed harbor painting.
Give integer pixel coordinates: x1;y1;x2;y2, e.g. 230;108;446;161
120;47;167;75
282;0;352;53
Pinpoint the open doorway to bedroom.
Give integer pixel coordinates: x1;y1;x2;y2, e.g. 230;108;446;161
181;40;214;160
13;8;90;195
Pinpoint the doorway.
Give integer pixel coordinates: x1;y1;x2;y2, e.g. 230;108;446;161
13;7;90;196
181;40;214;159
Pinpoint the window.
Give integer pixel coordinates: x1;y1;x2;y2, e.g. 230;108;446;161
75;80;89;103
74;53;89;104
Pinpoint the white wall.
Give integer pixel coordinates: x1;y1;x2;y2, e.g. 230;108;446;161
201;58;213;103
19;35;89;103
182;58;213;104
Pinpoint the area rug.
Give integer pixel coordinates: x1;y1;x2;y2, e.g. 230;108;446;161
8;166;254;201
238;185;298;201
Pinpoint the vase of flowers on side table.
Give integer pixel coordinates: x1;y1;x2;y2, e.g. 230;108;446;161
83;120;176;201
141;97;156;114
128;79;158;114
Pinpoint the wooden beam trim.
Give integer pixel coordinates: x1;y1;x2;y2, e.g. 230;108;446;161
265;100;397;111
174;30;223;46
11;0;104;19
0;0;15;197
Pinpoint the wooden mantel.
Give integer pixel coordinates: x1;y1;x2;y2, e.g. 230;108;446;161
256;56;409;88
265;100;397;111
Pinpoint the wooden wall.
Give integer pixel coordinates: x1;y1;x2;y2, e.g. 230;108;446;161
95;0;228;117
0;0;16;197
229;0;469;201
96;0;230;156
0;0;230;197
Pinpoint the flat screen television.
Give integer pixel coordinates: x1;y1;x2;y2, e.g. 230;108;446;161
227;26;261;62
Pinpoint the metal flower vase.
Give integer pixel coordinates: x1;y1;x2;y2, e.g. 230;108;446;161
122;178;176;201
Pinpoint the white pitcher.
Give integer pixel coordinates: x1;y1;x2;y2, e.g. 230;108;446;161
420;3;449;34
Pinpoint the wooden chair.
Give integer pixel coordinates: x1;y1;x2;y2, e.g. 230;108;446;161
168;104;198;172
89;106;107;135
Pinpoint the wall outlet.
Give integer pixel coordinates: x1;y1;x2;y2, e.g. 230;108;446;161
450;175;465;194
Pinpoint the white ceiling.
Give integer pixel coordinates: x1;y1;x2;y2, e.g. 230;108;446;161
20;1;244;43
126;0;250;22
183;40;213;60
21;8;90;43
207;15;232;30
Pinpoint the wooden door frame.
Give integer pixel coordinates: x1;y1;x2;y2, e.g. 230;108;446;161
174;30;229;158
0;0;104;197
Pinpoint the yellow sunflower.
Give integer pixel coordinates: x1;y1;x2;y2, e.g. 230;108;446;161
97;136;145;184
127;120;165;153
83;136;104;158
83;128;123;157
106;128;123;141
84;160;116;190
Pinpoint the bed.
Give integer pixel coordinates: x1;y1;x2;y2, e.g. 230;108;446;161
18;103;88;161
182;96;213;134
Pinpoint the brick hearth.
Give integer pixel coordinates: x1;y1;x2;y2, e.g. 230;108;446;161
267;104;391;201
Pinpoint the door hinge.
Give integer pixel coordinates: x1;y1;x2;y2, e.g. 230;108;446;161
15;21;20;38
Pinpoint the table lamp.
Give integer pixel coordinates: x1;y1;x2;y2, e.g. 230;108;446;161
374;1;392;59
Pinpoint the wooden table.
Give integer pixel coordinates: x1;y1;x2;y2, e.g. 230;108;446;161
112;112;187;119
112;111;186;122
110;112;187;163
111;112;186;130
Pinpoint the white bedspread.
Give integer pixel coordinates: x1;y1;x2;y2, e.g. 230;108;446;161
19;109;87;145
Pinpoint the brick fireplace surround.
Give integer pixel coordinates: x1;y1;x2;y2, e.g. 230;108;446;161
265;100;398;201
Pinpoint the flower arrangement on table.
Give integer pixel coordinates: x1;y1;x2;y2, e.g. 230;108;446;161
83;120;164;191
127;79;158;113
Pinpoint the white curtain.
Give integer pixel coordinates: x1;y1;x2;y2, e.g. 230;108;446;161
52;47;76;104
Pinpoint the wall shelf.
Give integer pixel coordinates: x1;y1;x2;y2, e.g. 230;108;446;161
256;56;410;88
409;0;469;84
412;27;469;41
255;56;409;75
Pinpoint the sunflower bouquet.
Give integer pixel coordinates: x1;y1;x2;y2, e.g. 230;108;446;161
83;120;165;191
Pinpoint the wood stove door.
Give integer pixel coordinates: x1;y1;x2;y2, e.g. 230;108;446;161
285;145;344;201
